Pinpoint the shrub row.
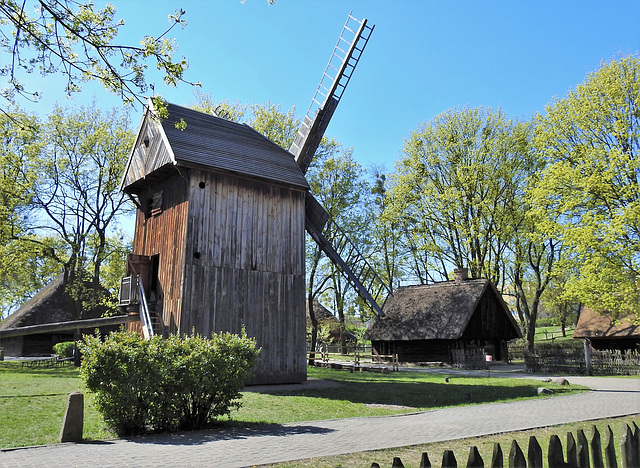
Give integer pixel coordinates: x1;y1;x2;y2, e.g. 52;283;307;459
79;330;259;436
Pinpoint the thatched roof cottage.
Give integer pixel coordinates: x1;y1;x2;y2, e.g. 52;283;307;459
365;273;521;365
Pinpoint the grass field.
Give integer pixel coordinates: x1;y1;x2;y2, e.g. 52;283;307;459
0;361;584;449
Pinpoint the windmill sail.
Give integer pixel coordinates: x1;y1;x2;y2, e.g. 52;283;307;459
290;13;374;174
294;13;390;317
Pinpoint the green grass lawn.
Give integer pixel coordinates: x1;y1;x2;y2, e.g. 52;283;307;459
0;361;584;449
0;361;114;448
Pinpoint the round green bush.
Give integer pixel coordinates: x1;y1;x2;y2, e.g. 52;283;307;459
79;330;259;436
53;341;75;358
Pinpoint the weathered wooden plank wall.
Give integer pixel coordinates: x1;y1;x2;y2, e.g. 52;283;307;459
131;173;190;335
180;169;307;384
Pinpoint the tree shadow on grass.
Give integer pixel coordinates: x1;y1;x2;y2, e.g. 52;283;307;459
255;375;578;410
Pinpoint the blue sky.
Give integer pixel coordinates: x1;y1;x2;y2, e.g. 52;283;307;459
8;0;640;173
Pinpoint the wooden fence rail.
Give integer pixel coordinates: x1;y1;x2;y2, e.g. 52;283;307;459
370;423;640;468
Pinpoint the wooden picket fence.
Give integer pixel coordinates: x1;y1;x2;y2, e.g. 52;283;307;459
525;348;640;376
370;423;640;467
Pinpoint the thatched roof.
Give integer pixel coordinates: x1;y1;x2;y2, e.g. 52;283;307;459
573;307;640;339
306;299;337;324
365;278;519;341
121;100;309;194
0;275;110;331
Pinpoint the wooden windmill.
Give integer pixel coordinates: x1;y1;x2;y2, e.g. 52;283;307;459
119;13;389;385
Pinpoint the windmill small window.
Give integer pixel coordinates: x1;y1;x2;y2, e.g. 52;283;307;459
145;191;163;218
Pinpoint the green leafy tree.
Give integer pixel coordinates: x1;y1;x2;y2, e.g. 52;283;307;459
0;108;49;317
530;55;640;318
369;168;404;293
386;106;532;291
0;1;198;110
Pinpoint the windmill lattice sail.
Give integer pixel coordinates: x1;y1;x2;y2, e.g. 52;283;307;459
292;13;390;317
289;13;374;175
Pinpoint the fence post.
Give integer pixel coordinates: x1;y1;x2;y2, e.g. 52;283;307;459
527;435;543;468
604;426;617;468
577;428;590;468
491;442;503;468
466;446;483;468
420;452;432;468
370;463;381;468
549;434;567;467
391;457;405;468
584;339;592;376
567;432;578;467
590;425;604;468
621;424;639;468
441;449;457;468
509;440;526;468
633;422;640;466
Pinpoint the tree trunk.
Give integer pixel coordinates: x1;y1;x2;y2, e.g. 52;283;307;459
308;293;318;365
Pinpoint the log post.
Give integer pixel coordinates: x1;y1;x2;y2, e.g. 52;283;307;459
604;426;617;468
441;449;457;468
577;428;590;467
567;432;578;467
622;424;639;468
419;452;432;468
391;457;404;468
584;338;592;376
549;434;567;467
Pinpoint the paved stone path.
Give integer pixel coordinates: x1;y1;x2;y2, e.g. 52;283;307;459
1;370;638;467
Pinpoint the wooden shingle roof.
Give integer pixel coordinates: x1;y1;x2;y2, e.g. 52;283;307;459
365;279;520;341
121;100;309;193
573;307;640;339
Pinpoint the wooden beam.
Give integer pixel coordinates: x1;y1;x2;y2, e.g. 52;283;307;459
0;315;138;338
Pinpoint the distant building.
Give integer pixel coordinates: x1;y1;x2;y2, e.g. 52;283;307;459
573;307;640;351
0;275;115;356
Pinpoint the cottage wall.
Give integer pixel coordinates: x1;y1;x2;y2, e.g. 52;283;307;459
462;288;520;341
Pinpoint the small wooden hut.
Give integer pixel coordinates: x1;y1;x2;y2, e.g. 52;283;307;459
573;307;640;351
120;101;309;384
364;275;521;364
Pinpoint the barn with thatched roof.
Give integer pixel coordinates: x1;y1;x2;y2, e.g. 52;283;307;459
364;273;521;364
573;307;640;351
0;275;118;357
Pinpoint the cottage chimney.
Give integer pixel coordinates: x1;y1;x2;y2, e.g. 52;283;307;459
454;268;469;282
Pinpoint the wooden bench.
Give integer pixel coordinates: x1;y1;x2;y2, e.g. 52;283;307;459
21;355;73;368
371;353;399;371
